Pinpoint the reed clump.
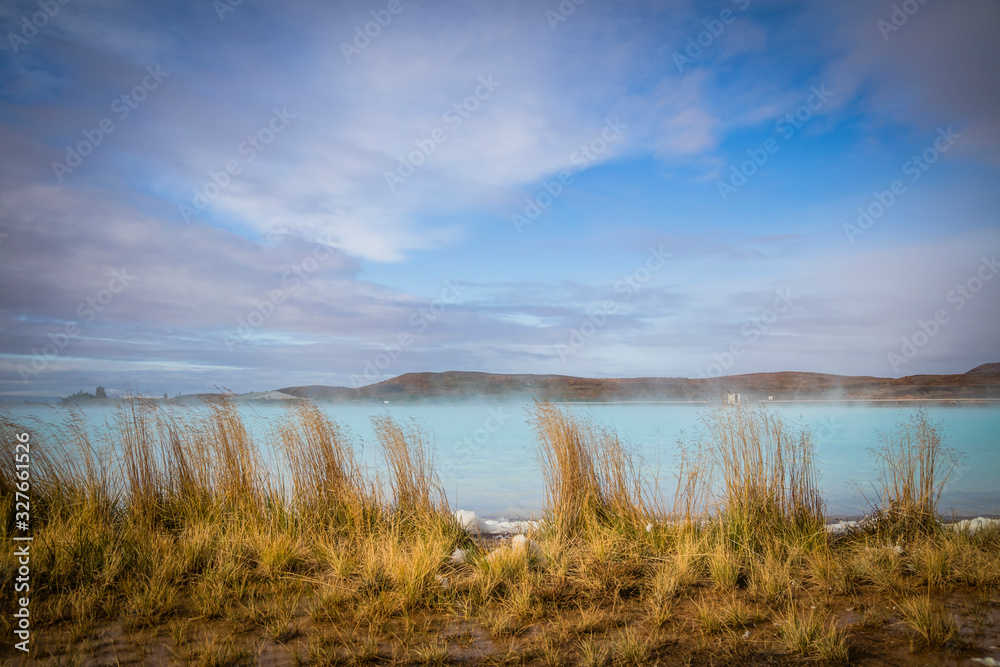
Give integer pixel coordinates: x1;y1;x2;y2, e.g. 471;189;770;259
0;397;463;646
699;401;825;551
0;408;110;529
865;410;963;537
530;400;649;540
278;401;375;532
371;414;447;521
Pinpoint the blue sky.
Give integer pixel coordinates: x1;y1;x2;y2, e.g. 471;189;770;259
1;0;998;398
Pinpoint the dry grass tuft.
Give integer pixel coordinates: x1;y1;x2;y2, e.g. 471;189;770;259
700;401;825;550
897;595;962;649
865;410;963;536
279;401;374;530
371;414;447;519
777;605;850;662
531;401;649;540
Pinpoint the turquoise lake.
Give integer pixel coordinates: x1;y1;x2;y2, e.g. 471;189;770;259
5;401;998;520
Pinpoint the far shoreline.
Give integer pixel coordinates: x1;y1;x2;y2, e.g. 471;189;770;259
6;396;1000;407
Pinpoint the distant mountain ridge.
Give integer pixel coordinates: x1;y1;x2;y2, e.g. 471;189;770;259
966;362;1000;375
277;365;1000;402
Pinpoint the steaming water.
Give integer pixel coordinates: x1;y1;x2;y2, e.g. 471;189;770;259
5;400;999;520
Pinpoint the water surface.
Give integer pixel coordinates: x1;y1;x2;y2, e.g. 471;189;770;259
5;400;998;520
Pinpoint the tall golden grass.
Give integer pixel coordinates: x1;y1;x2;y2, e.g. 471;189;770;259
866;410;963;535
277;401;373;531
0;406;112;529
0;396;454;540
371;414;447;519
0;395;994;665
530;400;649;538
0;396;972;548
114;396;274;525
699;401;825;547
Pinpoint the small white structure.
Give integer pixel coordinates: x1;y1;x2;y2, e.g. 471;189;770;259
727;392;741;404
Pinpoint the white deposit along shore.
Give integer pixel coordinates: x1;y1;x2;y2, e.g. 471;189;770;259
824;516;1000;535
454;510;1000;537
454;509;539;535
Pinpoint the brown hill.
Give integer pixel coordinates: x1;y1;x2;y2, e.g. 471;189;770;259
966;363;1000;375
277;365;1000;402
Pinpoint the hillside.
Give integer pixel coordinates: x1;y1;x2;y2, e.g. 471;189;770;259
966;362;1000;375
277;365;1000;402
